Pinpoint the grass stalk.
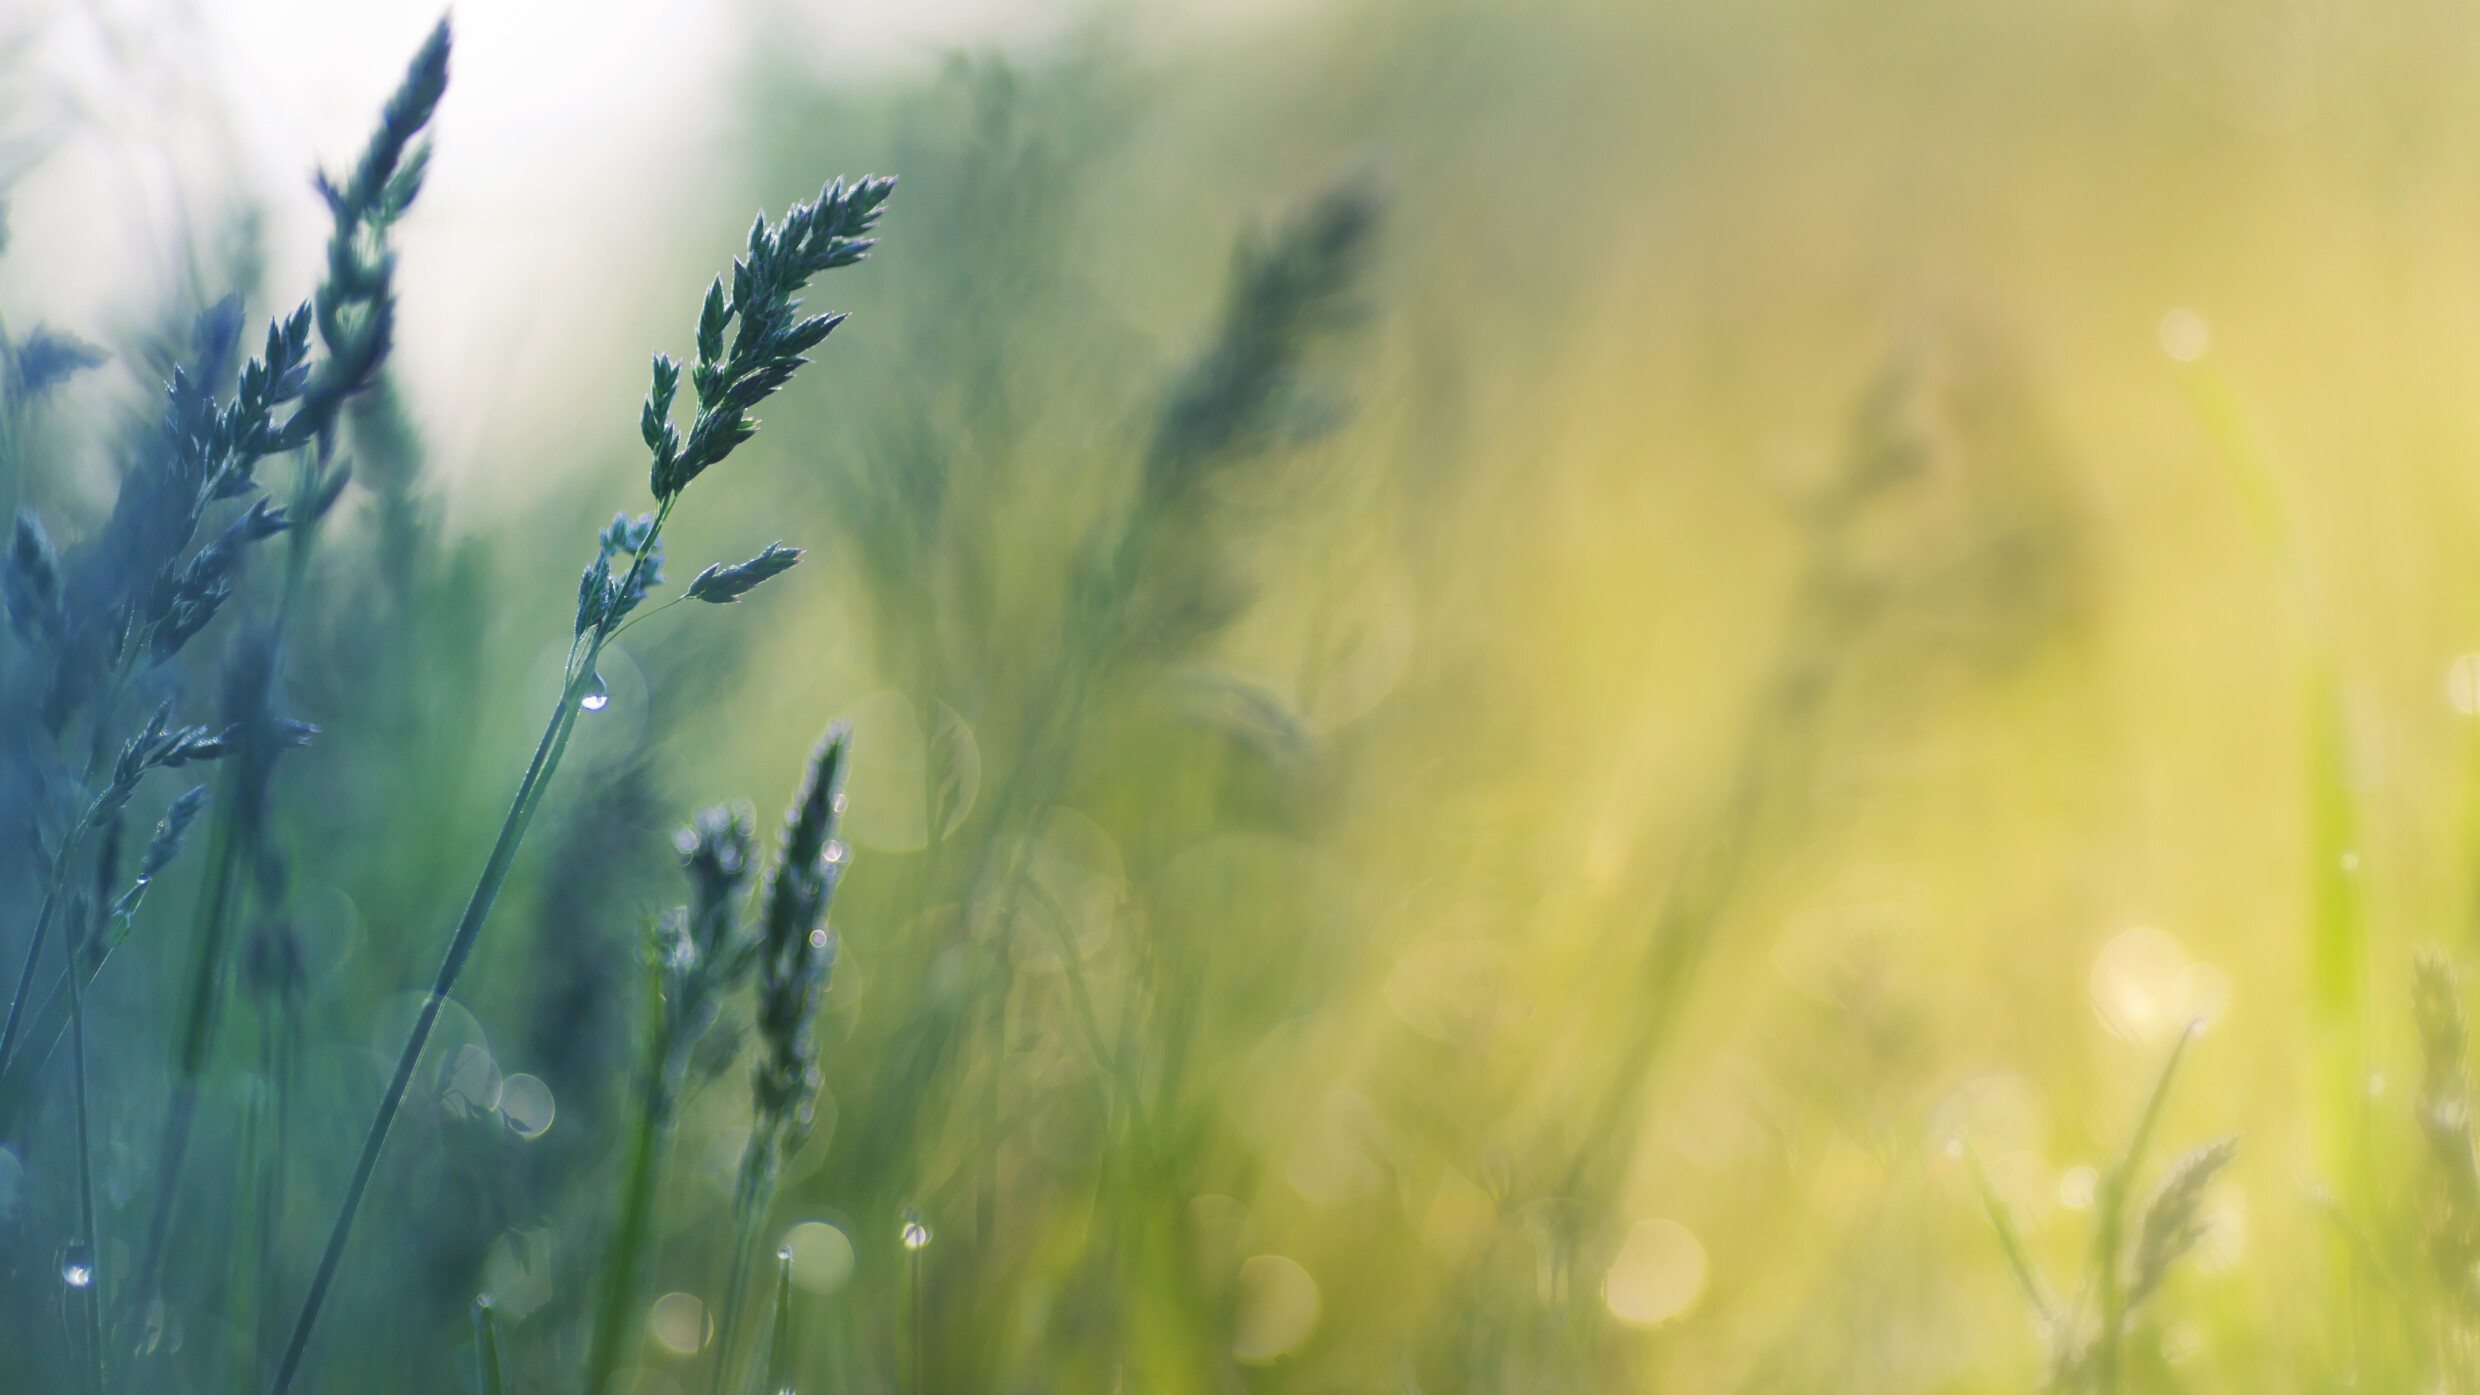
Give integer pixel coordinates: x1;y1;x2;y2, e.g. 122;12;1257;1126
583;949;682;1395
269;642;602;1394
473;1295;505;1395
2093;1020;2203;1395
712;1194;772;1395
765;1244;798;1395
0;883;62;1072
131;781;245;1305
67;885;104;1395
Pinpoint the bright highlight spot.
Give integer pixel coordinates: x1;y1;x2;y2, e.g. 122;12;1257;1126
648;1291;708;1355
2448;655;2480;714
2090;926;2227;1041
2058;1165;2097;1211
1602;1219;1707;1328
783;1221;855;1294
1232;1255;1321;1362
2159;308;2209;361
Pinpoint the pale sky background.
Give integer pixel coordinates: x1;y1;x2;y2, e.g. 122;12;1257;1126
2;0;1313;516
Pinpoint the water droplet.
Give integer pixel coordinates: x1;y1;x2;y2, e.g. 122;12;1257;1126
900;1208;931;1251
61;1240;93;1288
808;927;829;950
580;671;610;712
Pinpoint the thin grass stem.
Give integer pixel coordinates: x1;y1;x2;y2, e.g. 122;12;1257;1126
765;1244;798;1395
268;643;603;1395
2094;1019;2203;1395
67;890;103;1395
473;1295;505;1395
710;1188;771;1395
584;951;679;1395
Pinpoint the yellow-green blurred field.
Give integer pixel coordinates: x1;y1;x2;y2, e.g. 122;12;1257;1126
18;0;2480;1391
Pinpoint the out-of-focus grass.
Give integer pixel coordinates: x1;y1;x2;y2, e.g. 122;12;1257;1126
17;0;2480;1390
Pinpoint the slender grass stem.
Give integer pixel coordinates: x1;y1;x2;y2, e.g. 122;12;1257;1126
765;1245;798;1395
2094;1020;2203;1395
584;960;679;1395
268;640;604;1395
0;808;93;1073
473;1296;506;1395
67;887;104;1395
0;885;61;1072
1963;1139;2055;1328
132;775;248;1306
908;1227;926;1395
711;1183;771;1395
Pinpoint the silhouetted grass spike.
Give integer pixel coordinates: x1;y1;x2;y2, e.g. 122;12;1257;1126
301;17;450;427
707;727;849;1395
686;543;802;604
2128;1134;2238;1310
647;175;893;499
5;508;59;640
1147;176;1383;499
280;144;890;1392
318;19;449;221
583;802;761;1395
10;326;105;403
681;801;757;964
136;786;209;883
575;512;666;635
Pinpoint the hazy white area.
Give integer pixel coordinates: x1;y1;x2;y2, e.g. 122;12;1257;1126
0;0;1312;517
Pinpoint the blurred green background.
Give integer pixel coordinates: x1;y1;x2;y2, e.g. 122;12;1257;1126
13;0;2480;1390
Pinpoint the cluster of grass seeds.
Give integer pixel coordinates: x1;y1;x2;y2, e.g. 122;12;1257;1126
0;10;2345;1395
578;729;849;1395
0;14;896;1392
740;62;1393;1380
268;81;893;1395
0;23;458;1388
